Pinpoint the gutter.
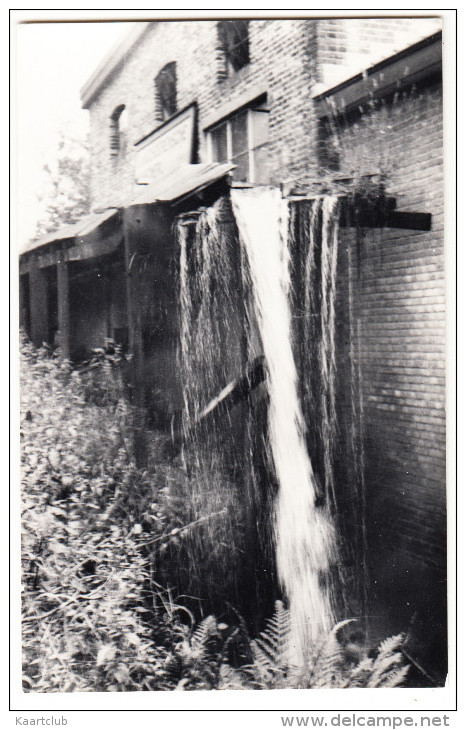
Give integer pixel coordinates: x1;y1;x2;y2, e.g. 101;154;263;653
313;31;442;119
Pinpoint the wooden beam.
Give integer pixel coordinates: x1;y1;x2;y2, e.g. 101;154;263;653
29;261;48;348
57;257;70;358
314;32;442;120
167;356;266;455
19;273;30;335
337;196;431;231
385;210;432;231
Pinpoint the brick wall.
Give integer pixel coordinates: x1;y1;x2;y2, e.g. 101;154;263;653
84;20;446;676
330;82;445;676
317;17;441;88
86;19;446;580
87;20;320;209
86;19;440;210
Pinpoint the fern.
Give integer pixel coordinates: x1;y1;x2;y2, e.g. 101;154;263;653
248;600;293;688
190;615;219;660
164;615;222;689
378;664;410;688
240;602;409;690
165;603;410;691
377;633;405;659
347;656;374;687
218;663;249;690
310;622;349;688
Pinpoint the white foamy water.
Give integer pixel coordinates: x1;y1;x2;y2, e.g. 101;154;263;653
319;196;340;510
231;188;336;664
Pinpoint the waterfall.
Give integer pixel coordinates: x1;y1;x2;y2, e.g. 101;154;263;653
319;197;340;511
178;202;243;440
176;199;263;619
231;188;337;664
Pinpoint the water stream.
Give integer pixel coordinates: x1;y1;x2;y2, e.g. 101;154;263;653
231;188;337;664
176;189;343;664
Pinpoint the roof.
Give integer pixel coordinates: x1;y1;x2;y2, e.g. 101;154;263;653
130;162;235;205
313;30;442;118
19;163;234;259
20;208;119;257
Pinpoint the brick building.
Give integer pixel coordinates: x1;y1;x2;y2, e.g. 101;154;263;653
19;19;446;683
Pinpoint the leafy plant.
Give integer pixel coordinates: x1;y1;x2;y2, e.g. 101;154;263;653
160;602;410;691
20;334;171;691
230;601;409;690
33;132;90;241
19;335;410;692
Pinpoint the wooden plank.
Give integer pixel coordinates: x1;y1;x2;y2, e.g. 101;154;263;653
167;356;266;455
57;258;70;359
385;211;432;231
29;261;48;348
314;32;442;119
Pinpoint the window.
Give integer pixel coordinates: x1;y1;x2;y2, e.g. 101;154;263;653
154;62;177;124
110;105;127;158
217;20;250;79
208;103;269;184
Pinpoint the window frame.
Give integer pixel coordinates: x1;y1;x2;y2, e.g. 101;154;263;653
110;104;127;160
206;105;269;185
217;20;250;79
154;61;178;124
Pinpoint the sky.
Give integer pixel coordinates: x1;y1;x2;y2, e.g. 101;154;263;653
14;19;137;246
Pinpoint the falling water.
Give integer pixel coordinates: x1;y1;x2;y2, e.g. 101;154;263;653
231;188;337;664
319;197;340;511
178;201;243;439
176;198;261;619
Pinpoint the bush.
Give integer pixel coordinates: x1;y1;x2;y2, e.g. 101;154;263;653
20;334;410;692
20;335;171;691
159;602;409;691
19;335;256;692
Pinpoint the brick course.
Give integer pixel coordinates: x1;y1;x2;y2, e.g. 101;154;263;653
86;19;441;210
83;19;446;678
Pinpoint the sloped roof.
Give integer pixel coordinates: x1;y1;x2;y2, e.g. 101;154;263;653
313;30;442;118
19;163;234;258
130;162;235;206
20;208;119;256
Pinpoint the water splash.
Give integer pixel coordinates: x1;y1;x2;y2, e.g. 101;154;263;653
176;199;265;620
319;197;340;510
178;202;243;440
231;188;337;664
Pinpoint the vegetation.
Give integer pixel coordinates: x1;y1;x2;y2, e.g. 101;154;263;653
20;335;410;692
33;133;90;240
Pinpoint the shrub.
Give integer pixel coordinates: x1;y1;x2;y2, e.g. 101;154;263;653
20;335;171;691
163;602;410;691
20;335;410;692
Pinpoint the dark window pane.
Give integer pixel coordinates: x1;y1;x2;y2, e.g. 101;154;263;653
231;151;249;182
211;123;228;162
218;20;250;74
110;104;126;157
155;61;177;121
231;112;248;157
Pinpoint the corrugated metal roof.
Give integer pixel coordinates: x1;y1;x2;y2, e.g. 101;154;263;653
19;163;233;258
130;162;235;206
19;208;119;257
